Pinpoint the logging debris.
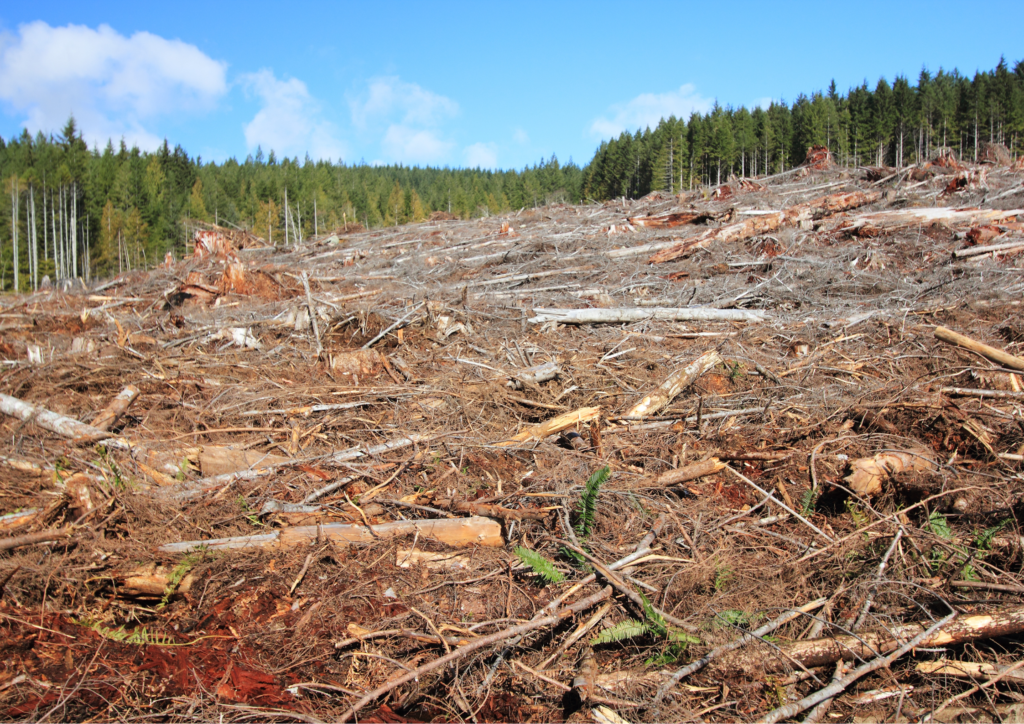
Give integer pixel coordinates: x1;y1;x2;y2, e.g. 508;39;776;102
2;154;1024;723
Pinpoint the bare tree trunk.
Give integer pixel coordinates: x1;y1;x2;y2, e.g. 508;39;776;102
313;194;318;236
71;183;78;278
284;187;289;246
10;179;18;292
29;184;37;290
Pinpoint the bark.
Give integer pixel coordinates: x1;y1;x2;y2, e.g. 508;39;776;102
90;385;140;432
528;307;765;325
714;607;1024;676
626;350;722;417
158;515;504;554
647;190;881;263
935;326;1024;372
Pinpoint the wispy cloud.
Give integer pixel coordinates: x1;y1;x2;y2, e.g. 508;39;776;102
464;142;497;169
589;84;712;139
241;69;346;161
349;76;458;129
381;125;453;165
0;21;227;149
349;76;459;164
751;96;777;110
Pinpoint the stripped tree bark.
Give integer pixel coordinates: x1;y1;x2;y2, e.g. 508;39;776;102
91;385;140;432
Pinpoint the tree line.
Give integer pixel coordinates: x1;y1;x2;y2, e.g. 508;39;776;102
583;57;1024;200
0;119;583;290
1;56;1021;290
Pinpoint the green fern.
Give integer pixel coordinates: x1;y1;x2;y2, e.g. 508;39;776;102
591;619;649;645
514;546;565;584
158;553;200;609
75;618;177;646
574;466;610;539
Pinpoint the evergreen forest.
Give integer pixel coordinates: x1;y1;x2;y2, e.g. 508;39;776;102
1;57;1022;291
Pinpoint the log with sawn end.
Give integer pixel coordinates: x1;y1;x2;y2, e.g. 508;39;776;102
158;515;503;553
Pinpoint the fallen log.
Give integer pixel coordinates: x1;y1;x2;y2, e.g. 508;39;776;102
642;458;725;487
528;307;765;325
158;515;503;553
159;433;433;501
0;393;125;447
497;406;601;446
844;446;939;497
917;659;1024;683
0;528;73;553
953;238;1024;258
648;190;880;264
935;326;1024;372
713;605;1024;677
91;385;140;432
626;210;725;229
836;207;1022;236
625;350;722;417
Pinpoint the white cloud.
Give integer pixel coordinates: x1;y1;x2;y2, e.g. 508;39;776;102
381;125;453;165
348;76;459;165
512;128;529;145
464;142;497;169
589;84;712;139
241;69;346;161
752;97;777;110
349;76;458;130
0;21;227;149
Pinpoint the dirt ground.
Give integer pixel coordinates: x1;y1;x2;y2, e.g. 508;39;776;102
2;152;1024;723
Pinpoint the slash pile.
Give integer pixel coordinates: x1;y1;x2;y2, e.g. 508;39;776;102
2;149;1024;723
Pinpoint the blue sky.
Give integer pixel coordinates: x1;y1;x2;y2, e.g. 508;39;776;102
0;1;1020;170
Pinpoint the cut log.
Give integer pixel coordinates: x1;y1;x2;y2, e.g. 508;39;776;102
627;210;725;229
497;406;601;446
643;458;725;487
953;239;1024;258
528;307;765;325
0;528;73;552
115;562;197;599
935;326;1024;372
836;207;1022;236
625;350;722;417
713;605;1024;676
647;190;880;263
91;385;140;431
200;446;291;477
158;515;503;553
0;393;125;447
844;447;939;497
917;659;1024;682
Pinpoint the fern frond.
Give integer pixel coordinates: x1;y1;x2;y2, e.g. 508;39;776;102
159;553;199;609
590;619;649;645
639;591;667;637
575;466;610;539
514;546;565;584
